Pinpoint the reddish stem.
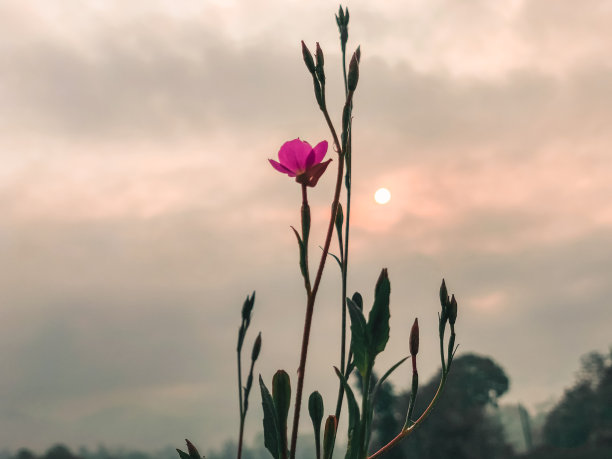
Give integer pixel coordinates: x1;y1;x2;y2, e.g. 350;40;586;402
289;106;345;459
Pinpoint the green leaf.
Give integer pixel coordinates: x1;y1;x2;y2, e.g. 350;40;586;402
347;297;369;378
272;370;291;456
329;251;342;269
334;367;361;459
335;203;344;242
176;450;191;459
351;292;363;311
367;268;391;357
259;375;280;459
291;226;308;282
371;355;409;405
308;391;324;459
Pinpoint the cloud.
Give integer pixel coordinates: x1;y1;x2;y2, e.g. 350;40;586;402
1;0;611;453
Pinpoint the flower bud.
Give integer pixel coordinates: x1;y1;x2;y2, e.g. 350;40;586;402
301;41;316;75
449;294;458;325
315;42;325;85
439;279;448;311
355;45;361;63
409;318;419;356
241;292;255;322
347;51;359;91
323;415;338;459
185;439;201;459
251;332;262;361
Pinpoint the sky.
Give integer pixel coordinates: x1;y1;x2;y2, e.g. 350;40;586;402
1;0;612;453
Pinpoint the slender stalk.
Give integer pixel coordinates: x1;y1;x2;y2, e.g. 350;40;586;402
236;348;244;459
301;183;312;296
360;367;372;458
368;374;448;459
439;323;446;374
289;107;344;459
334;42;351;422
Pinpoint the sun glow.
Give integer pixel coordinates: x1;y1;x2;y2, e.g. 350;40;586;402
374;187;391;204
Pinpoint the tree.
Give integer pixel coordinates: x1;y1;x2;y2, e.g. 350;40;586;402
543;348;612;448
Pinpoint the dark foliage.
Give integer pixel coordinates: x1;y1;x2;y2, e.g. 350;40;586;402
542;349;612;448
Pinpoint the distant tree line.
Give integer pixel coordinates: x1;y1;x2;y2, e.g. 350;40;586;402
2;348;610;459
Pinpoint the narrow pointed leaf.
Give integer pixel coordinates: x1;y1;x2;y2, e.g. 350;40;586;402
372;356;409;404
291;226;308;282
347;297;369;378
259;375;280;459
176;450;191;459
367;268;391;357
329;251;342;269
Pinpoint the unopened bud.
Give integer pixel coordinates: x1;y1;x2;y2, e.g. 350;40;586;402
409;318;419;356
347;52;359;91
335;202;344;230
355;45;361;63
323;415;338;458
301;41;316;75
241;292;255;321
185;439;200;459
251;332;262;361
449;295;457;325
337;6;345;24
315;42;324;67
439;279;448;311
315;42;325;85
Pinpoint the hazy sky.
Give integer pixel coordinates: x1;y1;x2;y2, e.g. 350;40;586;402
1;0;612;453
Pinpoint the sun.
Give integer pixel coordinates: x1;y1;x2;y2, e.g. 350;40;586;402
374;187;391;204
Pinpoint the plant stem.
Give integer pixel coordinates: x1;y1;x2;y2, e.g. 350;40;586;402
289;109;344;459
301;184;312;296
334;41;354;424
236;346;244;459
367;373;448;459
360;367;372;458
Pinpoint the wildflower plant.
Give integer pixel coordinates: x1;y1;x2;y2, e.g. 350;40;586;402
177;6;461;459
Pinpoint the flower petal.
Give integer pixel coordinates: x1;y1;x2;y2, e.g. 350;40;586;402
311;140;328;164
269;159;296;177
304;149;316;170
278;138;311;173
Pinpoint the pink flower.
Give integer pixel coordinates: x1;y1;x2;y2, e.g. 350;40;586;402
269;138;332;187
